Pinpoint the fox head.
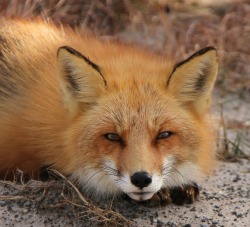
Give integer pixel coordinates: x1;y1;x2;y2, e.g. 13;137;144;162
57;45;218;201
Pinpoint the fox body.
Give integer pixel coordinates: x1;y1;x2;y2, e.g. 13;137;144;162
0;19;218;202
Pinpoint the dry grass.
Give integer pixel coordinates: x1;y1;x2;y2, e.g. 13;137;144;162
0;169;132;226
218;103;250;161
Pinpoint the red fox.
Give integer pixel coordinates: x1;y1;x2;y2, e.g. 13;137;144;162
0;19;218;204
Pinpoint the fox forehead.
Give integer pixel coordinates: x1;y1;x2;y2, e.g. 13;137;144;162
87;84;186;134
101;57;173;89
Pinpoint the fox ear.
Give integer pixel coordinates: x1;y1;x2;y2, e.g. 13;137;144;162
57;46;106;115
167;47;218;115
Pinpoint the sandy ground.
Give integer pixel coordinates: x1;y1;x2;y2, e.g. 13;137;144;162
0;160;249;226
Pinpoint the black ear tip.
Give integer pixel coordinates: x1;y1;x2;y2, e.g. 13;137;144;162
57;46;82;58
202;46;217;52
57;45;105;84
192;46;217;58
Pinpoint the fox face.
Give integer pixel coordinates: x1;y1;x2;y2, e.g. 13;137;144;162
57;46;218;201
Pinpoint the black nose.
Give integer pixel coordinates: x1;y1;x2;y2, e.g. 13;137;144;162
130;171;152;189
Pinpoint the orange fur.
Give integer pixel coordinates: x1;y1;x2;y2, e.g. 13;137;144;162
0;19;218;200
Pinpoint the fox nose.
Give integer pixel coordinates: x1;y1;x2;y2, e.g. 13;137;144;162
130;171;152;189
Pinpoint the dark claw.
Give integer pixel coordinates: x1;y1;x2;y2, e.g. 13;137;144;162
169;182;199;205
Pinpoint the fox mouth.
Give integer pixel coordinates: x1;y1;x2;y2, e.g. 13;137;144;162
127;191;155;201
132;191;153;195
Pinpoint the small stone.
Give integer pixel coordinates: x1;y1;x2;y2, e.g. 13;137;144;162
190;207;196;211
237;213;243;218
233;175;241;182
22;208;29;213
0;201;6;206
218;212;223;217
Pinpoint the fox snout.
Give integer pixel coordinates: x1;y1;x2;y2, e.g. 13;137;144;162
130;171;152;189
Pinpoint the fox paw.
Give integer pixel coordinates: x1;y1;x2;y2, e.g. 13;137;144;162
169;183;199;205
141;183;200;207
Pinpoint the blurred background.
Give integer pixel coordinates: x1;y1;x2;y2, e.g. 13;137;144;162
0;0;249;159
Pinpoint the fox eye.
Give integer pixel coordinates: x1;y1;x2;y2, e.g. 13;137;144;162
157;131;173;140
105;133;121;142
